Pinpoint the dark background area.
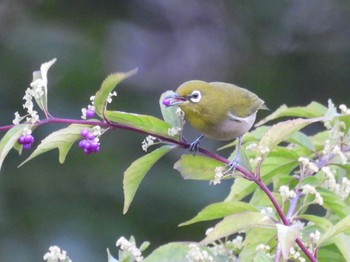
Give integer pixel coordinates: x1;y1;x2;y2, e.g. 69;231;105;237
0;1;350;261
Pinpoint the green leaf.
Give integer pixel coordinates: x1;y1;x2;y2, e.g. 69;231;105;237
105;110;179;141
144;242;190;262
256;102;327;126
174;154;224;180
287;131;315;152
317;243;347;262
318;214;350;246
200;211;274;245
259;117;322;151
123;145;175;214
159;90;181;127
0;124;32;171
333;234;350;261
179;201;258;226
254;252;274;262
240;228;276;261
319;189;350;219
225;148;299;202
299;214;332;231
20;124;91;166
94;69;138;116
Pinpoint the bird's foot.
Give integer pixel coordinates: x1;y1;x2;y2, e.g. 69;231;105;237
223;160;239;176
189;134;204;155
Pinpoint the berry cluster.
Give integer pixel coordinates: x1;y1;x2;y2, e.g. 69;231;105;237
78;129;100;155
18;134;35;150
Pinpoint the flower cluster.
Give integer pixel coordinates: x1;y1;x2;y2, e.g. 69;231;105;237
43;245;71;262
246;143;270;165
279;185;296;203
141;135;157;152
298;157;319;176
289;247;306;262
260;207;275;222
116;236;143;262
301;184;323;206
322;167;350;200
17;128;35;150
78;126;101;155
186;244;214;262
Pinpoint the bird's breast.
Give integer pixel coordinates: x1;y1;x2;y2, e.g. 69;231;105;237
190;112;257;141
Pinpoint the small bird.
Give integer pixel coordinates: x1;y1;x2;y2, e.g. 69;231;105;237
163;80;267;170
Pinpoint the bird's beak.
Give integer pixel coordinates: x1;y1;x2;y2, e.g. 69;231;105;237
162;94;187;107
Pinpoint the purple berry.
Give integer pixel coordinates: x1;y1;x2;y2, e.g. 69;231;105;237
18;135;25;145
84;148;92;155
86;132;95;140
23;143;32;150
90;141;99;152
24;134;34;144
86;109;95;118
80;129;89;138
79;139;87;148
163;98;171;107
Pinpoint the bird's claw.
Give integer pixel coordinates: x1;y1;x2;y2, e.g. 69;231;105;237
189;134;204;155
223;160;238;175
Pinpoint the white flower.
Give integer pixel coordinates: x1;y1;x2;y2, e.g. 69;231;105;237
279;186;296;202
210;166;225;185
231;235;244;250
339;104;350;114
309;230;321;243
107;91;117;103
256;244;271;252
141;135;157;152
260;207;274;221
186;243;213;262
43;245;71;262
116;237;143;262
168;127;181;137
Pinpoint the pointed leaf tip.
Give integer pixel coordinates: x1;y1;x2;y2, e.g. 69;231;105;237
94;69;138;116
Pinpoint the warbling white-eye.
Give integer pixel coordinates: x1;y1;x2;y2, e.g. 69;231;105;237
163;80;267;170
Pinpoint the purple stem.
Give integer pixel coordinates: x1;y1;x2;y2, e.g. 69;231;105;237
0;116;317;261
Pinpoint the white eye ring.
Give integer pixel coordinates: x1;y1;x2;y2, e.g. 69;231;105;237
189;90;202;103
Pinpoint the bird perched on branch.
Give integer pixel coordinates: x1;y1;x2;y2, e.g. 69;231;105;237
163;80;267;171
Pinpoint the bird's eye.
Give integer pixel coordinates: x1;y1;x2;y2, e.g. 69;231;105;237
189;90;202;103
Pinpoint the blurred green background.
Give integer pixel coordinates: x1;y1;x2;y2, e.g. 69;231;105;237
1;1;350;261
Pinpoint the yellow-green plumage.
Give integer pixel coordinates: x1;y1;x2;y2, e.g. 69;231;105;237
174;80;266;141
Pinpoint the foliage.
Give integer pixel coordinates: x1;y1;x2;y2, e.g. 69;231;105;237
1;59;350;261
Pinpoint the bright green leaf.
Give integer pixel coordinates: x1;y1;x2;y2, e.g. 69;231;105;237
254;252;274;262
174;154;224;180
317;243;347;262
179;201;258;226
20;124;92;166
259;117;322;151
0;124;32;171
200;211;274;245
240;228;276;261
144;242;190;262
318;214;350;246
319;189;350;219
287;131;315;152
256;102;327;126
123;145;175;214
105;110;179;141
333;234;350;261
94;69;138;116
299;214;332;232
